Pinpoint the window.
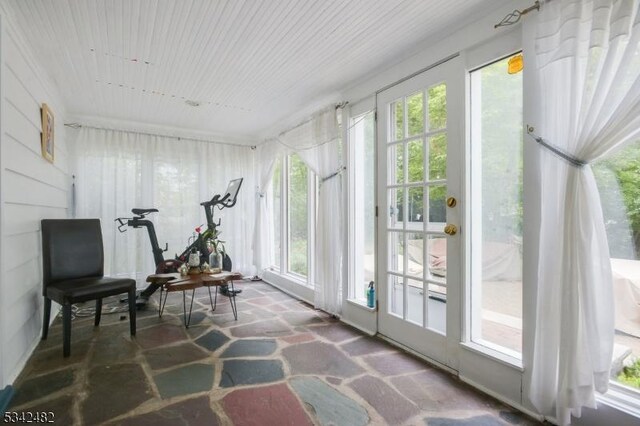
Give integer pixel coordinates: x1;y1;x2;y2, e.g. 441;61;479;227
594;142;640;393
287;153;310;279
269;153;315;286
272;159;282;269
469;54;523;356
348;110;376;304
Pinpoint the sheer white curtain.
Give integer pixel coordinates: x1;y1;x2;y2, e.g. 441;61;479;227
297;131;343;315
252;141;285;273
73;127;256;283
280;107;343;315
527;1;640;424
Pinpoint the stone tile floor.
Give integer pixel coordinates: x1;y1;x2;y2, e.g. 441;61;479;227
8;280;544;425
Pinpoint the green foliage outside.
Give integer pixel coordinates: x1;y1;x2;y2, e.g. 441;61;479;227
288;153;308;276
272;161;282;266
617;358;640;388
394;84;448;223
289;239;308;276
594;143;640;259
477;58;523;241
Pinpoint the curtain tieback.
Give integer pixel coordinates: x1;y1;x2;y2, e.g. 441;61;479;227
526;126;588;168
321;166;346;184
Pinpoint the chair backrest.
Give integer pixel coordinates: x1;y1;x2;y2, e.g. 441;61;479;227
41;219;104;291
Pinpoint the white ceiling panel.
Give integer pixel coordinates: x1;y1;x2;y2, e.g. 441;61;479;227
4;0;507;142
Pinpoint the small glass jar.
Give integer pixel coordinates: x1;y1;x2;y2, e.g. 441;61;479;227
209;251;222;273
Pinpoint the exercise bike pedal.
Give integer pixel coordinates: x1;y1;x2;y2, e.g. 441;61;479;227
220;287;242;297
119;291;150;309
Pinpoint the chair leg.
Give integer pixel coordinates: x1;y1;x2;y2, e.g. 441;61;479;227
128;288;136;336
62;303;72;358
42;297;52;340
94;298;102;326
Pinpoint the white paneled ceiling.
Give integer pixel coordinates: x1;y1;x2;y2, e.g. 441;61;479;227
5;0;506;142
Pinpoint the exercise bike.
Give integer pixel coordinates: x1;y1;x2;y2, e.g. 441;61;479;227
115;178;244;307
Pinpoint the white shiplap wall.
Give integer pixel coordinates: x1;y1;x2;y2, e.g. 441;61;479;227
0;7;70;387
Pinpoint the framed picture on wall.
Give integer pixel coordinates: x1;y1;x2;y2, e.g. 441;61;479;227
41;103;54;163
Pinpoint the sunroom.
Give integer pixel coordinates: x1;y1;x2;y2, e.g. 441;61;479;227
1;0;639;425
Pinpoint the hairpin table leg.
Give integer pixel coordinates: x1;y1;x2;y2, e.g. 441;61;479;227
229;280;238;320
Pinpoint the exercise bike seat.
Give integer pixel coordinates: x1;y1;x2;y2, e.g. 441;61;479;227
131;208;158;216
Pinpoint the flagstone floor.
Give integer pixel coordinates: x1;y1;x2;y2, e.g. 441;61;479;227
8;280;543;425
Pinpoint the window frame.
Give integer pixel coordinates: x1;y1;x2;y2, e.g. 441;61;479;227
467;50;524;359
347;108;377;306
271;158;283;273
271;153;316;288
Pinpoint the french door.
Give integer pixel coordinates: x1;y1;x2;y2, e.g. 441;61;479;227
376;57;463;369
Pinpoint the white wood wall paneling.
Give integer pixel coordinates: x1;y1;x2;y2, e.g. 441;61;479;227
4;317;40;376
0;2;70;387
3;285;41;344
3;229;40;270
3;172;68;209
4;258;41;307
3;137;68;192
3;204;65;237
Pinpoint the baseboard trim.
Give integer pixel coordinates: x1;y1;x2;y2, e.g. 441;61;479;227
376;334;458;375
0;385;15;412
458;375;547;424
339;317;376;336
260;278;314;307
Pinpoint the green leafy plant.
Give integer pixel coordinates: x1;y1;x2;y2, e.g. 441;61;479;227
207;228;226;256
617;358;640;389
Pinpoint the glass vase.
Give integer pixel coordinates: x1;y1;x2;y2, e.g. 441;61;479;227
209;251;222;273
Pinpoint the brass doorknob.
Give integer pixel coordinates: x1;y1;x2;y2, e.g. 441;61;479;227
444;224;457;235
446;197;457;208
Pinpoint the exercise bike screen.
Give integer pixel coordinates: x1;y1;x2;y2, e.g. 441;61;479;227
225;178;243;203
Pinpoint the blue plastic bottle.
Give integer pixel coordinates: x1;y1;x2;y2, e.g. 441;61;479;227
367;281;375;308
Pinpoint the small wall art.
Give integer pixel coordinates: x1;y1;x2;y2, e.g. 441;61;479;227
41;103;54;163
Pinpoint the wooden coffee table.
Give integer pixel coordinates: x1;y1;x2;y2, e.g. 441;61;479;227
146;271;243;327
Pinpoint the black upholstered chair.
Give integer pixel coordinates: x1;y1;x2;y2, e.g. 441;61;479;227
41;219;136;357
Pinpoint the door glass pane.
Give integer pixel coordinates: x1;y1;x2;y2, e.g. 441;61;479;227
407;139;424;183
428;83;447;130
407;278;424;326
427;185;446;231
389;274;404;317
406;233;424;278
407;187;424;229
388;188;403;229
392;101;404;141
288;154;309;277
429;133;447;180
593;142;640;392
407;92;424;136
389;144;404;185
427;235;447;281
388;231;405;275
470;54;523;356
272;160;282;268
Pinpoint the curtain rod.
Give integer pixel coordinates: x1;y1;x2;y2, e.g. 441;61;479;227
375;52;460;95
64;123;256;149
494;1;540;28
256;102;346;147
